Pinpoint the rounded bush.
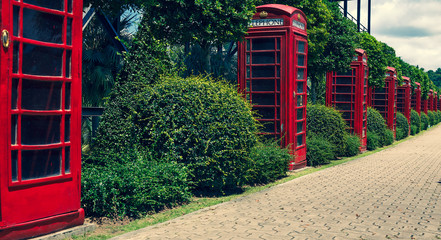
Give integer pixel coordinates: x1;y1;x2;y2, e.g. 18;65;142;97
427;111;436;126
306;135;335;167
410;110;421;135
421;112;429;130
382;129;394;146
306;104;348;157
367;107;389;146
396;112;409;140
366;131;380;151
344;134;361;157
134;76;259;192
246;141;291;185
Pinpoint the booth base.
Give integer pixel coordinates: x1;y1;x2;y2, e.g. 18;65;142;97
289;160;307;170
0;208;85;240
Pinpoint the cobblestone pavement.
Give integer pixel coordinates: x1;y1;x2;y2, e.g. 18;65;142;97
112;125;441;240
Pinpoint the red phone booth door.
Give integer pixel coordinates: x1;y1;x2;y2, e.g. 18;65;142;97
1;0;82;230
245;36;284;141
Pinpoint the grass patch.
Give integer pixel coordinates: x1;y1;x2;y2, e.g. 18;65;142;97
72;127;435;240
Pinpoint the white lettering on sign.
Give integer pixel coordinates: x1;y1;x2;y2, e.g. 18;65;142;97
250;18;284;27
292;20;305;30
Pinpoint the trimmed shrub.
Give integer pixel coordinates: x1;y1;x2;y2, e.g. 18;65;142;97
366;131;380;151
306;104;348;157
436;111;441;124
421;112;429;130
306;135;335;167
246;141;291;185
382;129;395;146
344;134;361;157
82;151;191;218
410;110;421;135
428;111;436;126
367;107;389;146
396;112;409;140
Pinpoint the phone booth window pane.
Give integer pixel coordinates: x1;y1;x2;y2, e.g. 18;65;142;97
65;147;71;173
297;108;304;120
336;77;352;85
297;68;304;79
12;79;18;109
246;53;250;64
297;55;305;66
297;134;304;146
13;43;19;74
252;66;274;78
23;0;64;11
297;122;303;133
276;38;280;50
12;151;18;182
65;115;71;142
11;115;18;145
21;115;61;145
297;95;304;107
252;94;275;105
263;122;275;133
23;43;63;76
252;79;275;91
21;148;61;180
255;107;275;119
252;52;275;64
23;8;63;43
68;0;73;12
13;6;20;37
252;38;275;50
22;79;62;110
298;41;305;53
66;18;72;45
65;82;71;109
297;82;304;93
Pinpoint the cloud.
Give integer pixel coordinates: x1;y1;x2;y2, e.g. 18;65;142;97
376;26;433;38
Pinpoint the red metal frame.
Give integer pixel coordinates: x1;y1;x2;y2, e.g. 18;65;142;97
428;89;434;112
370;67;397;138
0;0;84;239
238;4;308;170
434;92;438;112
422;98;428;115
411;82;421;115
438;95;441;111
326;49;368;152
397;76;411;123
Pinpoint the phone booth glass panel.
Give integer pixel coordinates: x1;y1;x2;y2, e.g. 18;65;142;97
411;82;421;114
238;4;307;170
371;67;397;138
0;0;84;239
326;49;368;151
397;76;411;123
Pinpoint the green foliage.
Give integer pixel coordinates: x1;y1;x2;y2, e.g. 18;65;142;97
306;135;335;167
427;68;441;89
421;112;429;130
427;111;436;126
367;107;392;146
382;129;394;146
436;111;441;124
82;150;191;218
246;141;291;185
410;110;421;135
396;112;409;140
306;104;348;157
344;134;360;157
366;131;380;151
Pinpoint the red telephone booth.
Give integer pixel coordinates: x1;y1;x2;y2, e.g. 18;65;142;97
238;4;308;170
422;98;428;115
0;0;84;239
434;92;438;112
397;76;411;122
326;49;368;152
370;67;397;138
411;82;421;114
428;90;434;111
438;96;441;111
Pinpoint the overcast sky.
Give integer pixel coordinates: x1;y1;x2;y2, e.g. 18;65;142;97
342;0;441;71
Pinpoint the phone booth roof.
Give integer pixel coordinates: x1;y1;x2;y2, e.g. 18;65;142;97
415;82;421;88
402;76;410;86
429;89;434;95
251;4;307;34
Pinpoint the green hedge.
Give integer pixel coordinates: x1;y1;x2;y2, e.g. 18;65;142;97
306;135;335;167
306;104;348;157
421;112;429;130
410;110;421;135
396;112;409;140
367;107;391;146
344;134;361;157
428;111;436;126
366;131;380;151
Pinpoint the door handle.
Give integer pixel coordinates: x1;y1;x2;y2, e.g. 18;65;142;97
2;30;10;48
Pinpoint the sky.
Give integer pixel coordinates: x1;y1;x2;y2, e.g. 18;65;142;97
342;0;441;71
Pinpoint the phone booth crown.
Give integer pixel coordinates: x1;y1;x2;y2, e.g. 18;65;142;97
238;4;308;170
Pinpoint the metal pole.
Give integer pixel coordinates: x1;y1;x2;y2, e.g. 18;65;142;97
344;0;348;18
368;0;372;34
357;0;361;32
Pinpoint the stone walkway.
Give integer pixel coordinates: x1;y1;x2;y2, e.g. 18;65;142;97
111;125;441;240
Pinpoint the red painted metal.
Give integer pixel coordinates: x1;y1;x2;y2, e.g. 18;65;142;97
438;95;441;111
434;92;438;112
326;49;368;152
422;98;428;115
411;82;421;115
428;89;434;112
397;76;411;134
370;67;397;138
238;4;308;170
0;0;84;239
